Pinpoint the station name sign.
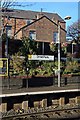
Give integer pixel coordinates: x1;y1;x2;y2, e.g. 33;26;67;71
28;55;54;61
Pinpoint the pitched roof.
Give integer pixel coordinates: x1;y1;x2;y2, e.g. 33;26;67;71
15;15;66;36
2;8;64;22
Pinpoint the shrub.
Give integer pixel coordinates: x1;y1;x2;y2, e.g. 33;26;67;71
63;60;80;74
10;52;25;75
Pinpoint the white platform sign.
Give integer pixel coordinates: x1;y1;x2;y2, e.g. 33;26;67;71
28;55;54;61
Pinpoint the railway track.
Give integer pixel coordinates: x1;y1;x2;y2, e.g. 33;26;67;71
1;105;80;120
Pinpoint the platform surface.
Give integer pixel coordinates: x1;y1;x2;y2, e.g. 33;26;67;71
0;83;80;97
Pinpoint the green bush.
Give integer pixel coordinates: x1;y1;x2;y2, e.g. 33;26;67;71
10;52;25;75
63;60;80;74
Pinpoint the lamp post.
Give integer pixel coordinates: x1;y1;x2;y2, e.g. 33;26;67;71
57;21;61;87
57;16;71;87
5;24;12;89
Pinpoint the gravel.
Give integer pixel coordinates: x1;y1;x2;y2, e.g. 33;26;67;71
1;104;80;120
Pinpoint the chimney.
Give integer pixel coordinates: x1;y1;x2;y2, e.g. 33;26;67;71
36;13;44;19
52;17;58;24
36;8;44;19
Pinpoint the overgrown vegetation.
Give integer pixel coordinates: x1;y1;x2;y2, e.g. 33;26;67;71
63;60;80;75
10;52;25;75
9;37;80;77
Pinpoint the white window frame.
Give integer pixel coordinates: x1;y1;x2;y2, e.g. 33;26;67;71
29;30;36;40
53;32;58;43
27;20;33;25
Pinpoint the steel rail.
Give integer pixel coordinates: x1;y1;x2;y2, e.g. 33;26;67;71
1;106;80;119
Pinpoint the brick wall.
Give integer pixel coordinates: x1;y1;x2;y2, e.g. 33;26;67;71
2;16;66;43
3;17;27;39
22;17;66;43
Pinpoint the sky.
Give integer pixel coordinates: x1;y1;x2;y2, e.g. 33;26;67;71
13;2;79;30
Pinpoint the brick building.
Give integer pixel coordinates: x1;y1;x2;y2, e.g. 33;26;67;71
16;15;66;43
2;9;66;55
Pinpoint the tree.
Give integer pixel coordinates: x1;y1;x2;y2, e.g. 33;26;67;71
1;0;35;9
0;0;35;54
20;37;38;71
20;37;38;56
67;20;80;40
1;0;35;37
1;0;19;8
1;0;35;23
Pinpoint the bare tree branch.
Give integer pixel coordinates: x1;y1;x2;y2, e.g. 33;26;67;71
67;20;80;40
1;0;36;9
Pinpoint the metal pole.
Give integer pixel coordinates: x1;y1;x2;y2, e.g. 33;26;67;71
27;73;28;88
6;28;8;58
6;27;10;89
42;42;44;54
57;16;71;87
26;68;29;88
58;22;60;87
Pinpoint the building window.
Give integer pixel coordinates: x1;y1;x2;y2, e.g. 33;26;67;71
53;32;58;43
7;29;12;38
29;31;36;40
27;20;33;25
